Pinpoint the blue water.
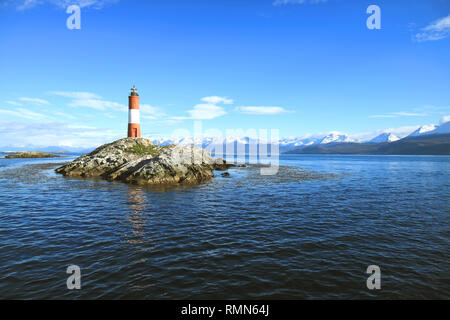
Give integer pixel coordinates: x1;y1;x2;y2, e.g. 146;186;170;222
0;154;449;299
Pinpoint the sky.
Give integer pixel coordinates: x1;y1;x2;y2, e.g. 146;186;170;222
0;0;449;148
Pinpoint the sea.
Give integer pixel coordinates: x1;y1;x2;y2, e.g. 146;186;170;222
0;154;449;299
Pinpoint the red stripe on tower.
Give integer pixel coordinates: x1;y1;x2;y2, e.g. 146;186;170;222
127;85;141;138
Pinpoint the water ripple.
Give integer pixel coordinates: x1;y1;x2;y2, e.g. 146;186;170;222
0;155;449;299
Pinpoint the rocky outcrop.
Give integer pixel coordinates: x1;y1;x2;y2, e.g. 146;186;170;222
55;138;216;185
5;151;61;159
212;158;235;171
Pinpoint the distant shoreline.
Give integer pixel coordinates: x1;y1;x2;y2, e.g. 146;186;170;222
3;151;62;159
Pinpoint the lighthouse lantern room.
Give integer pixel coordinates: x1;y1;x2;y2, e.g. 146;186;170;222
127;85;141;138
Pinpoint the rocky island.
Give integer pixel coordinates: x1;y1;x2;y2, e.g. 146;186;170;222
55;137;232;185
5;151;61;159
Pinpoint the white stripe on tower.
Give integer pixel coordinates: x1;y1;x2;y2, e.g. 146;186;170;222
128;109;140;124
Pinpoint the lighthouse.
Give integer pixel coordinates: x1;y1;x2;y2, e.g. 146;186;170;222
127;85;141;138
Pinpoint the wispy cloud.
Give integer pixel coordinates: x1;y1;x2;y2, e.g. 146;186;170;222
48;91;125;111
18;97;50;105
140;104;166;120
273;0;327;6
412;105;450;115
53;111;77;120
5;100;23;106
68;99;125;111
370;111;428;118
0;107;49;120
235;106;292;115
48;91;101;99
415;14;450;42
16;0;39;10
13;0;118;11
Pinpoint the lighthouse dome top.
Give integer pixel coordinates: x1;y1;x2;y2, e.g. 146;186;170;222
130;85;139;96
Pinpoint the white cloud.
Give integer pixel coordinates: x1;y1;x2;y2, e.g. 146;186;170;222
413;105;450;112
440;115;450;124
49;91;171;122
394;112;428;117
14;0;118;10
370;111;428;118
188;103;227;120
68;98;125;111
201;96;233;105
16;0;39;10
48;91;126;111
48;91;101;99
0;108;49;120
53;111;77;120
235;106;292;115
19;97;50;105
415;14;450;42
5;101;23;106
140;104;166;120
369;114;397;119
273;0;327;6
175;96;231;120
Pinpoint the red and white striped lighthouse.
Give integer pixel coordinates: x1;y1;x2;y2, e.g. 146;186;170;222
127;85;141;138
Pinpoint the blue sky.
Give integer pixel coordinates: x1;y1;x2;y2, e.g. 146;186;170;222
0;0;449;148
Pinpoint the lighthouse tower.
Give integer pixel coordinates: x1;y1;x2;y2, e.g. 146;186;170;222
127;85;141;138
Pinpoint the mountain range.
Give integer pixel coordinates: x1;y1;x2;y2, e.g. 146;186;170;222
285;120;450;155
148;119;450;155
286;133;450;155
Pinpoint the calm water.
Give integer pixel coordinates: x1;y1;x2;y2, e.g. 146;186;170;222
0;154;449;299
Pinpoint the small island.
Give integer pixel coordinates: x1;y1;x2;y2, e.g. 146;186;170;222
5;151;62;159
55;137;233;185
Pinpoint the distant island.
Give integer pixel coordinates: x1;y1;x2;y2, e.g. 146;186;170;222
4;151;62;159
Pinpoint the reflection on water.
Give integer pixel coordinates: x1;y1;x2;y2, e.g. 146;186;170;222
124;186;148;245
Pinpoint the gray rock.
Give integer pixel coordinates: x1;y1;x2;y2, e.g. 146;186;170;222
213;157;235;171
55;138;215;185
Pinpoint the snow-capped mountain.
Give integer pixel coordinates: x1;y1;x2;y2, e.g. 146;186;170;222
369;133;400;143
151;136;216;148
407;124;438;137
406;120;450;138
426;120;450;135
314;132;356;145
151;136;269;154
278;136;321;152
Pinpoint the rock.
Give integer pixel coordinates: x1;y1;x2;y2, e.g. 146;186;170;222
221;172;230;177
213;158;235;171
5;151;61;159
55;138;216;185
